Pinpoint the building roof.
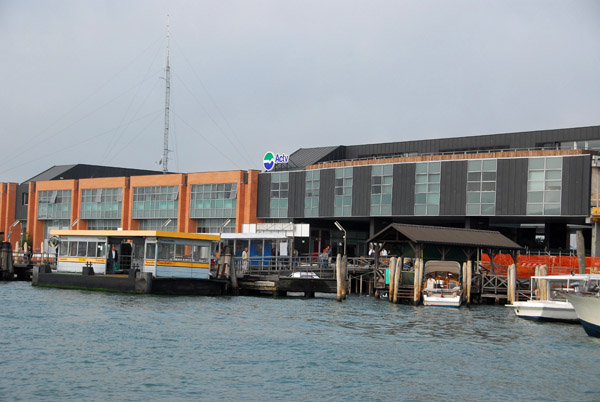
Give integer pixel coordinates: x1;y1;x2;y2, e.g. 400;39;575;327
367;223;523;250
272;146;342;171
23;164;164;184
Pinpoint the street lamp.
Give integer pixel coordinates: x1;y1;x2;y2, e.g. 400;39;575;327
218;219;231;257
334;221;346;256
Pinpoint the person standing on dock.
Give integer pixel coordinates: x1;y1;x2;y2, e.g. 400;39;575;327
242;247;249;272
107;245;118;274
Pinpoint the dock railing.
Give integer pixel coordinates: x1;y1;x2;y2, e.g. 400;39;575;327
12;251;57;267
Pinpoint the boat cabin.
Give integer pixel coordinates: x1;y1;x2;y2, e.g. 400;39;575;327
50;230;219;279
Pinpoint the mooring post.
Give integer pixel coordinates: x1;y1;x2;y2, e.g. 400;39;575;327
466;260;472;306
336;254;343;302
226;248;238;295
388;257;396;303
413;258;422;306
341;255;348;299
539;264;548;301
507;263;516;304
392;258;401;304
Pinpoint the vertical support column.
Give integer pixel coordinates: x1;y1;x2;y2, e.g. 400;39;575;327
466;260;472;306
507;264;516;305
392;257;401;304
592;222;600;258
413;258;422;306
336;254;342;302
341;255;347;300
388;256;397;303
577;230;586;274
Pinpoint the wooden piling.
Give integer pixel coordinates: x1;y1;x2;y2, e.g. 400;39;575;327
392;258;401;304
413;258;422;305
341;256;347;300
577;230;586;274
227;250;238;295
336;254;343;302
462;262;467;300
507;264;516;304
466;260;472;305
539;265;548;301
388;257;397;303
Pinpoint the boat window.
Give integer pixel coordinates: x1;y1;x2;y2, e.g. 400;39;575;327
60;241;69;256
87;242;97;257
175;244;186;260
69;242;78;256
77;242;87;257
157;243;173;260
193;245;209;263
96;242;106;258
145;243;156;259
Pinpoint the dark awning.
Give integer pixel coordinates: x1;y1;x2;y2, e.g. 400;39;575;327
367;223;523;250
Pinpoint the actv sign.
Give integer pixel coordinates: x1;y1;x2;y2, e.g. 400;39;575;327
263;152;289;171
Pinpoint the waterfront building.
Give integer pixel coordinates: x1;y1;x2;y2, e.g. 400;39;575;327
1;125;600;258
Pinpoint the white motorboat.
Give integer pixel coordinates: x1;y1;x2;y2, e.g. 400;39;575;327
563;292;600;337
507;274;600;322
422;261;462;307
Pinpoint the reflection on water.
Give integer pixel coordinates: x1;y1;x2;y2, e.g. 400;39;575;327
0;282;598;401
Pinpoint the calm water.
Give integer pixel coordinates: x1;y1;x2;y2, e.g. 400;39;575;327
1;282;599;402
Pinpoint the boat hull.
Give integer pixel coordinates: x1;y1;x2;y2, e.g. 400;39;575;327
507;300;578;322
563;293;600;337
423;294;461;307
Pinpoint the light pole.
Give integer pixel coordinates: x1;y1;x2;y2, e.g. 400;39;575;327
334;221;346;256
218;219;231;257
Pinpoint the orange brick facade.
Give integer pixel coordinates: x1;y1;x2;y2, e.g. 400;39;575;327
0;170;261;251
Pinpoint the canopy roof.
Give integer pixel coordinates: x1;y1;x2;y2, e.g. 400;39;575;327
367;223;523;250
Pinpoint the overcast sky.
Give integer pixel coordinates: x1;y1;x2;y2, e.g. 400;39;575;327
1;0;599;183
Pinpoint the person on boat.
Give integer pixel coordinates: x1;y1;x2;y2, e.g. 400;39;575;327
107;245;119;274
242;247;249;272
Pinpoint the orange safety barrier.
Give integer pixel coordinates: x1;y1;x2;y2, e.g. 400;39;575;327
480;254;600;278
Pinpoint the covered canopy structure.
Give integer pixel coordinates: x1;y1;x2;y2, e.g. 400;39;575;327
367;223;523;273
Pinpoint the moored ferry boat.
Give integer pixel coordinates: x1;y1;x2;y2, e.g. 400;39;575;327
32;230;227;295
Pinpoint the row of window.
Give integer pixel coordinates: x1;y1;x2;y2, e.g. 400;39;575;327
145;243;210;263
270;157;564;217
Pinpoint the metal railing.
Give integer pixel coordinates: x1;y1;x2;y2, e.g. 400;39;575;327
12;252;57;266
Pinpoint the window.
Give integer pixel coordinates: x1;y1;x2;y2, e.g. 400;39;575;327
371;164;393;216
466;160;497;215
87;219;121;230
37;190;72;219
196;218;236;234
414;162;440;216
334;167;353;217
270;172;289;218
138;219;177;231
59;241;106;258
81;188;122;220
305;170;320;217
190;183;237;219
132;186;179;219
527;157;562;215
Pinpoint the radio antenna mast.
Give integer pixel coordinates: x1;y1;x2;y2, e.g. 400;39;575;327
162;15;171;173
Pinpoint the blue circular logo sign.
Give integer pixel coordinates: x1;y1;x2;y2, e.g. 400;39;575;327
263;152;275;171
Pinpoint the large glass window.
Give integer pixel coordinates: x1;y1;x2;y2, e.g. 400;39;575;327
196;218;236;234
132;186;178;219
305;170;320;217
87;219;121;230
270;172;289;218
466;160;497;215
527;157;562;215
37;190;72;219
190;183;237;219
334;167;353;217
81;188;122;219
371;164;393;216
138;219;177;231
414;162;440;216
